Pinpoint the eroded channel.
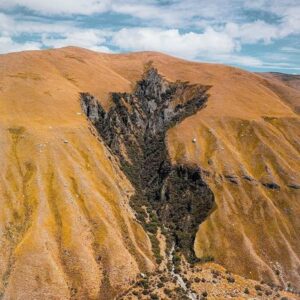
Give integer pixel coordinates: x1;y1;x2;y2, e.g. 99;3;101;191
80;67;215;263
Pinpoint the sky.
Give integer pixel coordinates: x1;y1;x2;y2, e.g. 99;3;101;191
0;0;299;73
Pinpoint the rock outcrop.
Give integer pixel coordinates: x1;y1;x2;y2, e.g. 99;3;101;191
81;68;215;260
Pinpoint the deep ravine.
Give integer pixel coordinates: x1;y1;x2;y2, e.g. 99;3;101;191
80;67;215;264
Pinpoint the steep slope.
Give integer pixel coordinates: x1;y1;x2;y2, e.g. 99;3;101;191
259;72;300;113
261;72;300;91
100;50;300;288
80;67;214;262
0;47;299;299
0;48;154;300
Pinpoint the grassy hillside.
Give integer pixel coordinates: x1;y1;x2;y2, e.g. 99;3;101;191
0;47;299;299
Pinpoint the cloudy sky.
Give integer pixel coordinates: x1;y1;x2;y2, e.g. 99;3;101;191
0;0;299;73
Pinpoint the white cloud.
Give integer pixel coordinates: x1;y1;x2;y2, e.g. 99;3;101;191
112;27;238;59
224;18;300;45
0;13;111;53
0;35;41;54
1;1;299;44
1;0;300;38
0;0;111;15
0;0;236;25
110;1;230;27
278;6;300;37
281;47;300;53
207;54;264;67
243;0;300;38
225;21;279;44
42;30;111;52
0;12;76;35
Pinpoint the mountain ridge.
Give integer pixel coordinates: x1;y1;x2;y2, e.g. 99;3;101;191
0;47;299;299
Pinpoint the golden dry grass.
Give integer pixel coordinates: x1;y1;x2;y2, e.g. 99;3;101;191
0;47;299;298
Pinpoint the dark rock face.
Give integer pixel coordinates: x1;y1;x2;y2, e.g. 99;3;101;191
80;68;215;261
262;182;281;190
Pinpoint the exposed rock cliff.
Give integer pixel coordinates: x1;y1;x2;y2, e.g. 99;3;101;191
81;68;215;261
